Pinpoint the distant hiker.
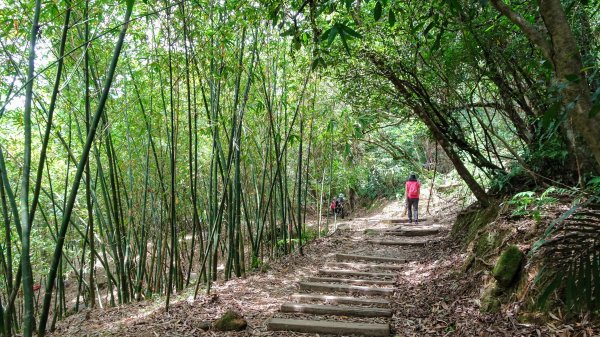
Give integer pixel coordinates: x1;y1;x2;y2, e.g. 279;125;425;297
405;173;421;224
331;194;346;218
337;193;345;206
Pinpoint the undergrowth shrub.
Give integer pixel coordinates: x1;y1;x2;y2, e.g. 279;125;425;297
509;187;559;222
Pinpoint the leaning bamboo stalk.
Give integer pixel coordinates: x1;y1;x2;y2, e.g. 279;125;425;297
37;1;135;334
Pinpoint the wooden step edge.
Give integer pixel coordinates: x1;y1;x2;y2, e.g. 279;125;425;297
335;253;408;263
290;293;390;307
366;239;429;246
325;262;405;271
382;218;428;224
384;230;440;237
281;303;393;317
299;282;394;296
318;269;396;279
306;276;395;286
267;318;390;337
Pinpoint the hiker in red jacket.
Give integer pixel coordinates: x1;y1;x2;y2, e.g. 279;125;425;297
405;173;421;224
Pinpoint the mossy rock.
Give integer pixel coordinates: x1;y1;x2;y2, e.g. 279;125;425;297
213;310;247;331
474;231;502;257
480;285;501;313
492;245;524;287
452;203;499;245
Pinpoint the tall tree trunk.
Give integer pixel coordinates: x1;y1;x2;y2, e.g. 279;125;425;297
490;0;600;169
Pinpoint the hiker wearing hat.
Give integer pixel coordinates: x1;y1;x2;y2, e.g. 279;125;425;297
405;173;421;224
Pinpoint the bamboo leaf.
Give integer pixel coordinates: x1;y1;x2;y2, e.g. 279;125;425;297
340;24;362;39
339;33;351;55
327;26;338;46
374;1;382;21
311;57;325;70
388;9;396;26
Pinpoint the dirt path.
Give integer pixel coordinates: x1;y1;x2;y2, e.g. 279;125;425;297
50;201;559;336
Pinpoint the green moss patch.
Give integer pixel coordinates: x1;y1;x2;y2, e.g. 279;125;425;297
492;245;524;288
452;203;499;245
363;229;378;236
480;285;501;313
474;231;501;257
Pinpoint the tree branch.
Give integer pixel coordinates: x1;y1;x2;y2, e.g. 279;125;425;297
489;0;553;61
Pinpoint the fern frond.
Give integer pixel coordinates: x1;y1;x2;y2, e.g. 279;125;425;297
534;197;600;311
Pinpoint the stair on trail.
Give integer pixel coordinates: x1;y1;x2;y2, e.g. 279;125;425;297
325;262;405;271
267;222;445;336
382;218;428;224
268;318;390;336
318;269;396;279
384;228;440;236
306;276;395;286
280;302;393;317
299;281;395;296
366;239;432;246
290;293;390;307
336;253;408;263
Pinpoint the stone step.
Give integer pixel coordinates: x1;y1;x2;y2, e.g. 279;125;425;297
318;269;396;279
336;253;407;264
325;262;405;271
384;228;439;236
306;276;395;286
267;318;390;336
383;218;427;224
299;282;394;296
280;303;393;318
367;239;430;246
290;293;390;307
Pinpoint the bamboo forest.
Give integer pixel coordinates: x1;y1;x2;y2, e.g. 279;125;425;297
0;0;599;336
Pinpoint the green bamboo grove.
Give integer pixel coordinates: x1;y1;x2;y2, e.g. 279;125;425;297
0;1;346;335
1;0;599;335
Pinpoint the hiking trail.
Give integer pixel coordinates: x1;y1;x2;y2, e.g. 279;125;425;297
52;200;542;336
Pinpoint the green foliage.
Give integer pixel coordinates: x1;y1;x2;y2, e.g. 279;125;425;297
251;257;271;273
373;2;383;21
587;176;600;193
488;164;531;194
0;0;597;328
532;197;600;311
508;187;559;222
320;22;362;54
302;226;319;242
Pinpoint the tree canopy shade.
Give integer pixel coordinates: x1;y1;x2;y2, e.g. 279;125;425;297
277;1;600;189
0;0;598;335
